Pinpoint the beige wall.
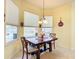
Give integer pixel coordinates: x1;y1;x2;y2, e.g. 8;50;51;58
39;1;75;49
52;2;75;49
71;2;75;50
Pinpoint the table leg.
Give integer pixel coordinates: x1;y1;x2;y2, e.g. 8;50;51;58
53;41;55;49
36;45;40;59
49;42;52;52
44;43;46;51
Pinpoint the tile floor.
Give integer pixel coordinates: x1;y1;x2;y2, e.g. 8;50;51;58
13;47;75;59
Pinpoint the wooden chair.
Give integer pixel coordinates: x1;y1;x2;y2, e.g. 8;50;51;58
21;37;39;59
49;33;57;49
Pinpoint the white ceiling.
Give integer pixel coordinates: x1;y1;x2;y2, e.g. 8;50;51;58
26;0;73;8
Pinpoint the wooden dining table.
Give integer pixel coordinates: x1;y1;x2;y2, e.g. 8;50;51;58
26;37;58;59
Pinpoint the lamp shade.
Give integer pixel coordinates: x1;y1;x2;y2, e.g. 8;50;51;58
38;20;42;24
43;19;48;24
58;20;64;27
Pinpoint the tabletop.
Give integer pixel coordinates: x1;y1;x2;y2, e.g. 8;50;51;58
26;37;57;45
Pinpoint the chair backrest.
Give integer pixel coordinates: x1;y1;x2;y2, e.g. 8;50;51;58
49;33;56;38
21;37;28;59
49;33;57;41
21;37;28;50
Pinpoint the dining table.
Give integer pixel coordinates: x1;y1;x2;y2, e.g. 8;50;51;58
26;37;58;59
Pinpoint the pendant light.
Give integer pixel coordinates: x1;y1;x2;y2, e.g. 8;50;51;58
38;0;47;24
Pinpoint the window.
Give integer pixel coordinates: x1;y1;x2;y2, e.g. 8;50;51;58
6;25;17;43
42;16;53;37
24;27;38;38
42;27;52;37
5;0;19;43
24;11;39;38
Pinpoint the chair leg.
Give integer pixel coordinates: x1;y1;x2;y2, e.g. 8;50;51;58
36;50;40;59
53;41;55;49
25;52;28;59
22;50;24;59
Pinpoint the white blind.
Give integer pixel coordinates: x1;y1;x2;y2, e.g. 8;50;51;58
24;11;39;26
6;0;19;25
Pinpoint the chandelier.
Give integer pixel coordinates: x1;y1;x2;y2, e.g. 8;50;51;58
38;0;47;24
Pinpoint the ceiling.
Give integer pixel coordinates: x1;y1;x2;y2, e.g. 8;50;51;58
25;0;73;8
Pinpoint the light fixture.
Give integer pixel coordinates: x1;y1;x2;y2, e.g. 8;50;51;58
38;0;47;24
20;22;24;27
58;17;64;27
43;18;48;24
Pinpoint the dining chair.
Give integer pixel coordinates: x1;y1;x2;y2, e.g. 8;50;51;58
21;37;39;59
49;33;57;49
38;33;45;48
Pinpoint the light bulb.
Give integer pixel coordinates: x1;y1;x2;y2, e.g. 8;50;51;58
38;20;42;24
43;20;48;24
